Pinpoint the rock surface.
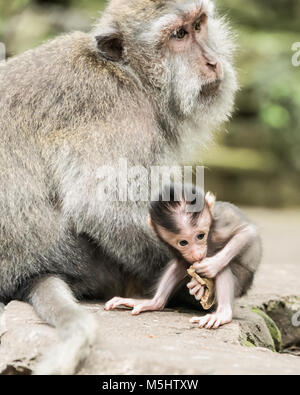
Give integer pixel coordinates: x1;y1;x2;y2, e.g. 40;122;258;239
0;209;300;375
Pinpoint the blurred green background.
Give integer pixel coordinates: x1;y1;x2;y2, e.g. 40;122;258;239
0;0;299;207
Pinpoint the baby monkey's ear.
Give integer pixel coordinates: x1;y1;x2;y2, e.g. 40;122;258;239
205;191;216;212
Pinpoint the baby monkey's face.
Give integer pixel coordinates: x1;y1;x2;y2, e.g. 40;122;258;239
157;207;212;264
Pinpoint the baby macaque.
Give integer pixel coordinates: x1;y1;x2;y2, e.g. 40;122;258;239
105;185;262;329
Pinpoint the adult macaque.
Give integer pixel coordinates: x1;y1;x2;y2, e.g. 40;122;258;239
0;0;237;374
106;185;262;329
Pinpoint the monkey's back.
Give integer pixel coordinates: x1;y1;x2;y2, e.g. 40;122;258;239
0;32;171;301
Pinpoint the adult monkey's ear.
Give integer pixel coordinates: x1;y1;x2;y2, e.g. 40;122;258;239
95;27;123;62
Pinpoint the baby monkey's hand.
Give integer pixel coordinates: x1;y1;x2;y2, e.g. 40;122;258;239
104;297;164;315
193;257;222;279
187;278;205;301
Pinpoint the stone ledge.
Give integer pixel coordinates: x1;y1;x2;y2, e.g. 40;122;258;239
0;296;299;375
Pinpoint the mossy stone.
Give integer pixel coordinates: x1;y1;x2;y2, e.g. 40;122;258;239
252;307;282;352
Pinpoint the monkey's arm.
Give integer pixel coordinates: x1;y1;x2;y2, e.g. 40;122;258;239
193;224;257;279
105;259;187;315
152;258;188;307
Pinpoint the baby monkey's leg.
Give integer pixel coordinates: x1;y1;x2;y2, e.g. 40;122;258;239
105;259;187;315
190;267;234;329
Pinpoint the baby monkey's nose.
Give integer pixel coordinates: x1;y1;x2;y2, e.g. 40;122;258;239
190;252;205;263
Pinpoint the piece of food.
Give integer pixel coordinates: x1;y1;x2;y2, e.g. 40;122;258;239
187;267;216;310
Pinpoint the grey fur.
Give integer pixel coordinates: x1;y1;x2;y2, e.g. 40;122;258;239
0;0;237;373
210;202;262;297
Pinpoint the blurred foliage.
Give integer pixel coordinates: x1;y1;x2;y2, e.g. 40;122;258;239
0;0;106;54
205;0;300;207
0;0;299;207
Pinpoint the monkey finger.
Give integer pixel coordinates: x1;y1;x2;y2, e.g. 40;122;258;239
192;262;207;271
190;314;212;328
194;268;208;277
213;319;222;329
199;316;212;328
132;305;143;315
201;271;210;278
113;299;135;309
189;284;201;296
132;306;151;315
187;279;198;289
194;286;204;301
189;316;202;324
205;315;218;329
107;298;135;310
104;297;122;310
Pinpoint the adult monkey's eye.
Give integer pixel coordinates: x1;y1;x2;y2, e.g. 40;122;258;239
194;20;202;31
179;240;189;247
194;13;207;31
171;27;188;40
197;233;206;240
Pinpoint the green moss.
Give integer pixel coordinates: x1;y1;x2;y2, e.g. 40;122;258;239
239;329;259;349
240;337;256;348
252;307;282;352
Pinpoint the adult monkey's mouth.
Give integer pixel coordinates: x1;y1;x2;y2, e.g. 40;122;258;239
201;79;221;97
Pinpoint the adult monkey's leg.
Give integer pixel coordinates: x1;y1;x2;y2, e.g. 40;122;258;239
26;275;98;375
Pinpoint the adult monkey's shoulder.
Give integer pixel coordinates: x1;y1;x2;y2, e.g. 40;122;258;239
0;32;144;137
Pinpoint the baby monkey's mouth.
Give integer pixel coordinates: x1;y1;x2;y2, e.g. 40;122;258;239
186;257;206;265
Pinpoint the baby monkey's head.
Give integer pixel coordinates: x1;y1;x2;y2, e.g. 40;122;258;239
149;185;216;264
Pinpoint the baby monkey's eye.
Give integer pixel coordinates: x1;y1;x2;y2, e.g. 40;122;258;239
171;27;188;40
179;240;189;247
197;233;206;240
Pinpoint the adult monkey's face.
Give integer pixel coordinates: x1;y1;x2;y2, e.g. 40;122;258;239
96;0;237;120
